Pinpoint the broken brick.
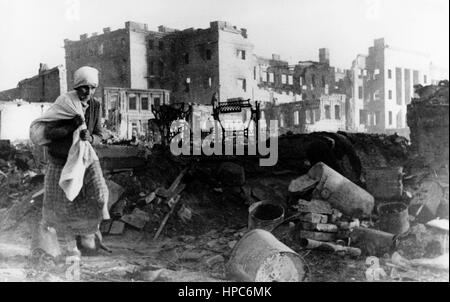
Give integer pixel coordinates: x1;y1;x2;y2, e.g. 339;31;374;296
300;222;338;233
109;221;125;235
228;240;237;249
295;199;332;215
299;212;328;224
121;208;150;230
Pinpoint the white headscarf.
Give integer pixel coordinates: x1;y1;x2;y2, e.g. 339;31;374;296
73;66;99;89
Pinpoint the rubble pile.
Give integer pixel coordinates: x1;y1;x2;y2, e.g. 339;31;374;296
1;121;449;281
255;160;450;281
0;141;44;211
345;133;409;169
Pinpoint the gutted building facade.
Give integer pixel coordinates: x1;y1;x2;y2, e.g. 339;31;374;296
0;64;66;103
103;87;170;139
64;21;254;105
64;22;163;96
349;38;432;137
261;93;347;135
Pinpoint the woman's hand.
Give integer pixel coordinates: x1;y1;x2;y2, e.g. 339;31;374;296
80;129;93;142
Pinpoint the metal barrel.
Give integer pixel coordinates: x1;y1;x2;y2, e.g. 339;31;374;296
377;202;410;235
226;229;308;282
308;162;374;218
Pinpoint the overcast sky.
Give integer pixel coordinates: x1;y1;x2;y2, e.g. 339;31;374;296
0;0;448;90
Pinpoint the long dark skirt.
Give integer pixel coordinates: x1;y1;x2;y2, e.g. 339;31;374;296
42;157;108;238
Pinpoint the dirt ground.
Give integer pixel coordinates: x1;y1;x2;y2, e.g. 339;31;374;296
0;218;447;282
0;139;448;282
0;172;448;283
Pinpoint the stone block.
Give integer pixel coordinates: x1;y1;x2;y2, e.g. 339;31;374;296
295;199;332;214
121;208;150;230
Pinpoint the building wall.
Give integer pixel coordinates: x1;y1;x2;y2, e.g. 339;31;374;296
151;25;220;104
0;65;65;103
129;27;150;90
103;87;170;139
64;27;131;97
351;38;431;137
0;88;20;101
383;46;430;133
256;56;338;103
261;93;346;135
304;94;346;132
217;22;255;102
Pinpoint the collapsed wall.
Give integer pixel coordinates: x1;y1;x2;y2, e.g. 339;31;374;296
407;82;449;169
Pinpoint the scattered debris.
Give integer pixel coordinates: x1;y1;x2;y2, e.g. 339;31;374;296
154;195;181;240
299;238;361;257
227;240;237;249
205;255;225;267
288;174;318;197
349;227;398;256
390;251;449;271
409;180;444;223
299;213;328;224
177;204;193;223
121;208;150;230
300;222;338;233
294;199;332;215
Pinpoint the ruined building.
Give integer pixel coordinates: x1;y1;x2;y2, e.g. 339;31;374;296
255;49;348;133
64;21;350;135
64;21;254;105
64;22;171;139
0;64;67;103
348;38;432;137
148;21;255;104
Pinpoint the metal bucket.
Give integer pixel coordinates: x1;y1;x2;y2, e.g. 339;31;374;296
308;162;374;218
226;229;308;282
248;201;285;232
378;202;410;235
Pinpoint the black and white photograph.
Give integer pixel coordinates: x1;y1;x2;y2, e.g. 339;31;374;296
0;0;448;284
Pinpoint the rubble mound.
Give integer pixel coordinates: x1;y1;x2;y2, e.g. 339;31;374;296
407;81;449;169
